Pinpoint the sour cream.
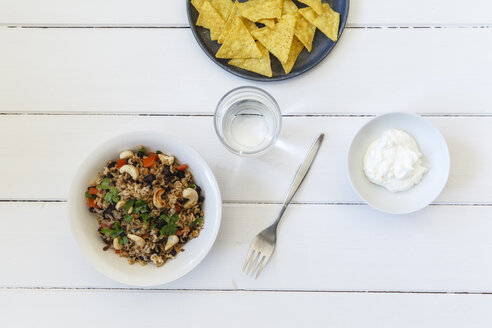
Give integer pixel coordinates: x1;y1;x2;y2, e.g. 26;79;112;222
363;129;428;192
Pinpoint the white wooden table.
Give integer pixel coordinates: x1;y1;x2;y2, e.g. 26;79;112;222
1;1;492;326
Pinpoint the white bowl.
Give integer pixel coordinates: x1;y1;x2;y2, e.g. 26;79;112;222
347;112;450;214
68;131;222;286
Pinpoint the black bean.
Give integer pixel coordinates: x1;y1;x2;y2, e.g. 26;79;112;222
137;151;145;158
195;186;201;194
162;166;171;176
143;174;156;184
177;170;185;178
89;207;95;213
107;161;116;168
156;220;166;229
104;173;114;179
103;245;110;251
170;250;177;256
198;196;204;203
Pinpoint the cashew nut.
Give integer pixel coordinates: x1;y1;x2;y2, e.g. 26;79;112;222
164;235;179;251
119;150;134;159
113;238;123;250
158;154;174;166
182;188;198;209
119;165;138;180
127;234;145;248
115;200;125;210
153;188;165;208
150;254;164;266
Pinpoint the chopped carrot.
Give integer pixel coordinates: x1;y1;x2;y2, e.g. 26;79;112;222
88;187;98;195
143;156;156;168
147;152;157;159
175;204;181;212
88;197;98;209
116;159;127;169
177;164;188;171
115;250;120;254
99;223;108;228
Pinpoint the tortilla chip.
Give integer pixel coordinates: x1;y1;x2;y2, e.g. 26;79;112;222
196;0;226;41
294;13;316;51
216;17;262;59
252;14;297;64
191;0;205;12
258;19;276;28
298;0;322;15
282;0;298;15
229;42;273;77
238;0;283;22
218;3;239;44
299;3;339;42
209;0;234;21
282;36;304;74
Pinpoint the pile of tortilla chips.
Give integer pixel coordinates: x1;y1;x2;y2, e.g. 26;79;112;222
192;0;340;77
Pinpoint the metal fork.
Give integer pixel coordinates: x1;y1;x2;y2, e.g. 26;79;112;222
243;133;325;278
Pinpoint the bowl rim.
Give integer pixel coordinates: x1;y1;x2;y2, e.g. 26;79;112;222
346;112;450;214
67;131;222;286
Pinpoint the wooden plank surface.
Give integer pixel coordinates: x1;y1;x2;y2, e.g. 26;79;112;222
2;289;492;327
1;0;492;26
1;28;492;114
2;202;492;292
0;115;490;203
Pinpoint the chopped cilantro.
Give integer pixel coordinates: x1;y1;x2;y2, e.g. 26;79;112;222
103;186;120;205
190;216;204;228
134;200;148;214
141;213;150;223
85;191;90;198
100;222;125;239
156;150;163;154
160;213;179;236
124;199;135;212
138;147;147;155
120;236;128;245
123;214;133;223
188;184;196;189
97;178;110;190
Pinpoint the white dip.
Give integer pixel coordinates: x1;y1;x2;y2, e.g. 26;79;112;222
363;129;428;192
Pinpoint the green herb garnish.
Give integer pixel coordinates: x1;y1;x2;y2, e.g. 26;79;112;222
138;147;147;155
190;216;204;228
134;200;148;214
85;191;90;198
104;186;120;205
188;184;196;189
156;150;163;154
96;178;119;205
120;236;128;245
123;214;133;223
141;213;150;223
100;222;125;239
159;213;179;236
124;199;135;212
96;178;110;190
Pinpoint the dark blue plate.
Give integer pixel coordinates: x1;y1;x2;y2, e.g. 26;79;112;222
187;0;349;81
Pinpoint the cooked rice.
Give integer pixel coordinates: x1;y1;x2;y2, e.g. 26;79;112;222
85;146;204;267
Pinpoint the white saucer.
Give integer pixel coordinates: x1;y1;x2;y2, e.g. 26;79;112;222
347;112;450;214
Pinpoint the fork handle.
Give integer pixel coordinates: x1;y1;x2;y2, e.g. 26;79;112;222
272;133;324;228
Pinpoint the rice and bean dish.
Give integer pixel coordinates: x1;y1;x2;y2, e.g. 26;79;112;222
85;146;204;267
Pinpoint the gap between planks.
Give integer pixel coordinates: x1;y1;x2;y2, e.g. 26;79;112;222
3;113;492;118
1;200;492;207
2;25;492;29
2;286;492;295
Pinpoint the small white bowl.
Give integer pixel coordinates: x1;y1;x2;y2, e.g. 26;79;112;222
347;112;450;214
68;131;222;286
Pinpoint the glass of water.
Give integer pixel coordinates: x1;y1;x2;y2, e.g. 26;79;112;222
214;86;282;156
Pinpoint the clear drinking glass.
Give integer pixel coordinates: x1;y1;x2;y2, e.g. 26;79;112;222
214;86;282;156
